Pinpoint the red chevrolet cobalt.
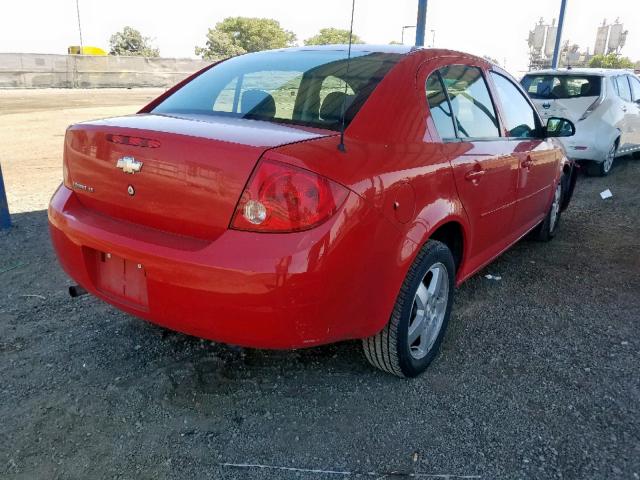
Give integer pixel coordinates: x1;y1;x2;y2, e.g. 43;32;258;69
49;45;577;377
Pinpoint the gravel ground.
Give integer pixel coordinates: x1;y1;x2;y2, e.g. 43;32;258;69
1;90;639;479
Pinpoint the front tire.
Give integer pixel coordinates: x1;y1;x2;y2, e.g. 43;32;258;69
362;240;455;378
534;180;563;242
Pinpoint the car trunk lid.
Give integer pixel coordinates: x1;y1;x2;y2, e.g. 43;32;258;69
532;96;599;122
64;113;333;240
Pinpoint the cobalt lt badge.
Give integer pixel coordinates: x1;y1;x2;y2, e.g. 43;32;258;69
116;156;143;174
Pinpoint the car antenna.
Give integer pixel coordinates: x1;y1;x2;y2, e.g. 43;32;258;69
338;0;356;153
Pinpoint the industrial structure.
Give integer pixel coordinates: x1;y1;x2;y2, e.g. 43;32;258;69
528;18;628;70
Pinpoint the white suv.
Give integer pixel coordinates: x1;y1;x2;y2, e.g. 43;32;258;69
521;68;640;176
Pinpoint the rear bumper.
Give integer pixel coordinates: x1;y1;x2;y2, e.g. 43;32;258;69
560;121;618;162
48;185;407;349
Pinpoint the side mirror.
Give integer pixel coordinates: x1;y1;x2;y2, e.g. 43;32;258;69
545;117;575;138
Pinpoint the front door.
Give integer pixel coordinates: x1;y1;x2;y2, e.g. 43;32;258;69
489;71;560;233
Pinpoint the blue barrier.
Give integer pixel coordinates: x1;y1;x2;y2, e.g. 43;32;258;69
0;163;11;229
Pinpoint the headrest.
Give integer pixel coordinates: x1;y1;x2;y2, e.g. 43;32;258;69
241;89;276;119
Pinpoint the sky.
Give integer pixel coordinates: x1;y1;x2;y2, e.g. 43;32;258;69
1;0;638;75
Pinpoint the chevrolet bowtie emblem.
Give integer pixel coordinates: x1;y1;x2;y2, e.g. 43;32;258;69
116;156;143;174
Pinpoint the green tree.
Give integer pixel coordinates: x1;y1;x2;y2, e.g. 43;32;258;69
109;26;159;57
195;17;296;60
304;28;364;46
589;54;634;69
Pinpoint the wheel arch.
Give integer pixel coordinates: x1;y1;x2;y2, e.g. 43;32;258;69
428;220;466;273
407;212;470;285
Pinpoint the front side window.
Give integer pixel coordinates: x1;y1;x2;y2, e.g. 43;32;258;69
425;73;456;139
152;50;402;131
490;72;538;138
521;75;602;99
614;76;632;102
438;65;500;139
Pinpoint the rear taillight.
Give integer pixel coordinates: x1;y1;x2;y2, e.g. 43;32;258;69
230;160;349;233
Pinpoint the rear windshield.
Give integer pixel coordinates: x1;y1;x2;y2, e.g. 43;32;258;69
152;50;402;131
521;74;602;99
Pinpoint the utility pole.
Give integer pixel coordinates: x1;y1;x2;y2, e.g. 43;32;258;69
551;0;568;68
415;0;428;47
76;0;84;52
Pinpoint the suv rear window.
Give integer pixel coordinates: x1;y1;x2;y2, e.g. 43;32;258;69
521;74;601;99
152;50;402;131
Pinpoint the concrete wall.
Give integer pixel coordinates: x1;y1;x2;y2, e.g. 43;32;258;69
0;53;211;89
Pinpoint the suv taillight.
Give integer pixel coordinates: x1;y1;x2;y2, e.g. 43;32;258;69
578;95;604;121
230;160;348;233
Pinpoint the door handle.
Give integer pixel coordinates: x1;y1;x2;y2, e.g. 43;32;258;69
464;169;486;181
622;106;627;112
521;156;534;169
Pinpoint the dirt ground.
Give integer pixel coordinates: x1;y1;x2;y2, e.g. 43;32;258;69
0;88;165;214
0;89;639;479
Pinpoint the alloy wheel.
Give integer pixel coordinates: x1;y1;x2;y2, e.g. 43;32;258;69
603;144;616;174
549;183;562;233
407;263;449;360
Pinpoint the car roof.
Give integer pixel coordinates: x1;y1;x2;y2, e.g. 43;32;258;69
525;67;634;77
262;45;497;68
270;44;415;55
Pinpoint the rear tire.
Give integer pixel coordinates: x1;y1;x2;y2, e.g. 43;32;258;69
534;180;563;242
362;240;455;378
587;141;617;176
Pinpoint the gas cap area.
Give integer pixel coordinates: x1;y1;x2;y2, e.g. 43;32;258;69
383;181;416;224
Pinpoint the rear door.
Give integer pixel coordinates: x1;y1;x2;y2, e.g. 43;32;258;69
623;75;640;152
612;75;639;153
426;64;519;264
490;71;559;233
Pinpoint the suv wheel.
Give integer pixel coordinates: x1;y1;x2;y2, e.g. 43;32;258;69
588;142;616;176
362;240;455;378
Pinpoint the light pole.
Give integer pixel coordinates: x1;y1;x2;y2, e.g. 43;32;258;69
415;0;428;47
551;0;568;68
429;29;436;47
401;25;416;45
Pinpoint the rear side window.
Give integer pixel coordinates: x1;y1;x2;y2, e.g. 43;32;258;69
615;76;632;102
425;74;456;139
630;76;640;101
438;65;500;139
490;72;538;138
521;75;601;99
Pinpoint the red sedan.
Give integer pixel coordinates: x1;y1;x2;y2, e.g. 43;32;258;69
49;45;577;377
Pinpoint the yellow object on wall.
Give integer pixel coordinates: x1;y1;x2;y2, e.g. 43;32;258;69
68;46;107;56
